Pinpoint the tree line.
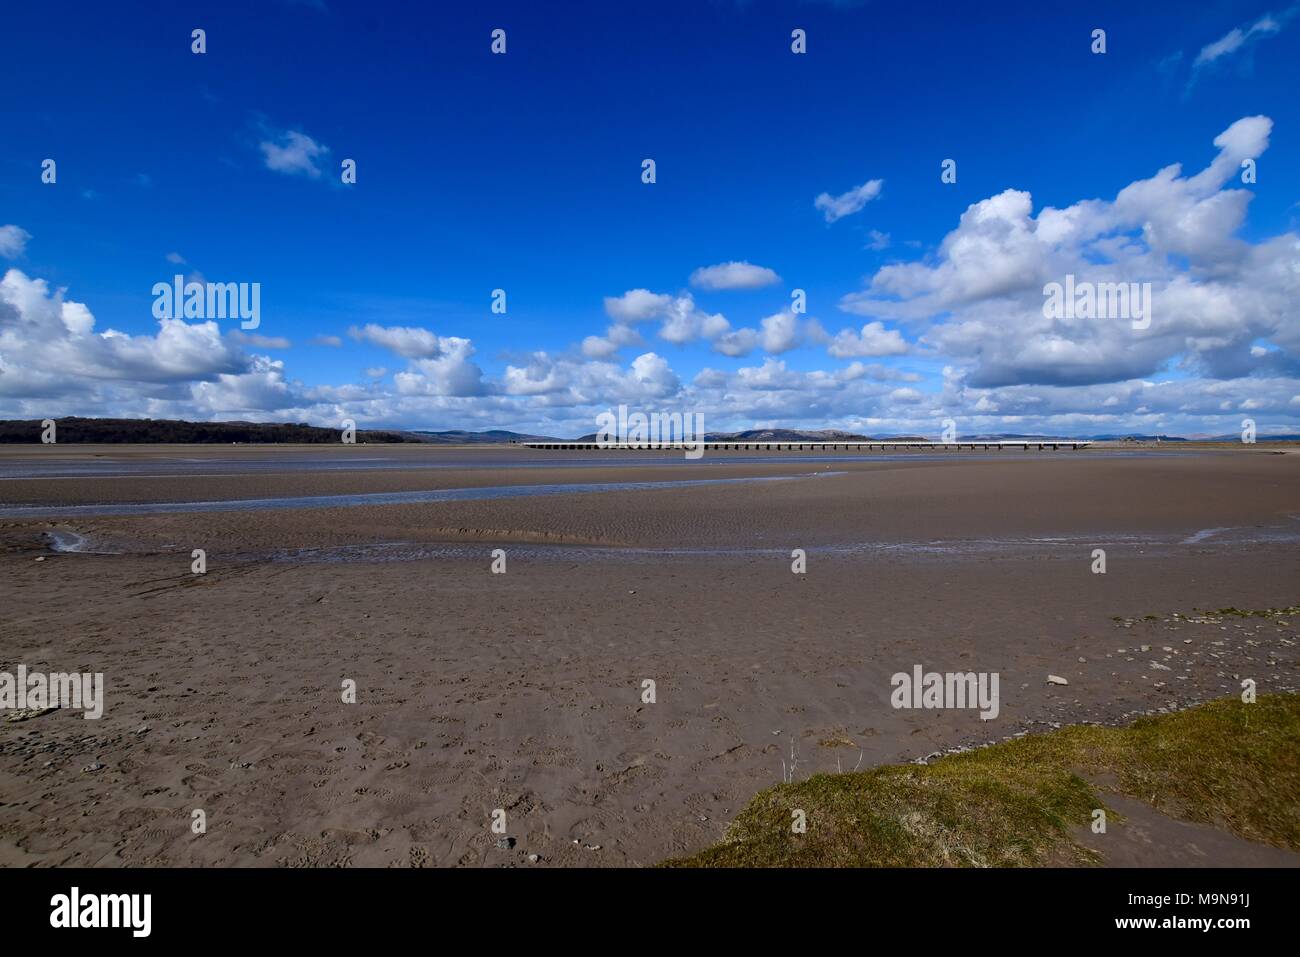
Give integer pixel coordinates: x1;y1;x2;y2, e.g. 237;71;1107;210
0;417;416;444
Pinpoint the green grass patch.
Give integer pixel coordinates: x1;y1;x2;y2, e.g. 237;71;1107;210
666;694;1300;867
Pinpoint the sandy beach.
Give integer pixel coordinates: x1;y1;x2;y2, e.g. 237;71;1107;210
1;444;1298;866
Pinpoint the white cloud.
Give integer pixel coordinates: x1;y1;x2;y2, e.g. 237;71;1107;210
601;289;733;347
230;331;292;349
493;350;681;407
345;323;486;396
0;226;32;259
339;323;486;396
504;352;571;396
840;116;1298;389
814;178;883;223
603;288;672;322
348;323;443;358
658;295;729;345
827;321;909;358
392;337;485;396
259;128;330;178
190;356;295;416
712;327;760;357
582;323;642;359
759;311;800;354
708;312;817;357
580;335;619;360
689;261;781;291
1193;10;1292;67
0;268;262;414
736;358;804;391
627;352;681;398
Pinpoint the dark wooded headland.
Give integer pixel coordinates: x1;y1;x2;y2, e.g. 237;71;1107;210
0;417;416;444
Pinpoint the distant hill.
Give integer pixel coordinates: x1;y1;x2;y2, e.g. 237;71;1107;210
0;417;416;444
711;428;873;442
965;433;1187;442
1072;433;1187;442
573;428;898;442
1194;433;1300;442
408;429;562;444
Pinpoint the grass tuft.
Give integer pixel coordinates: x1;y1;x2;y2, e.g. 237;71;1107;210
666;694;1300;867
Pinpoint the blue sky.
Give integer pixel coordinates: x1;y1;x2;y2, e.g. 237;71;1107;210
2;0;1298;436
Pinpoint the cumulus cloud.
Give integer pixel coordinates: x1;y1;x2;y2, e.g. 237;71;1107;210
814;178;883;223
0;268;276;417
840;116;1297;389
601;289;732;348
344;323;486;396
580;335;618;360
603;288;672;323
190;356;296;416
625;353;681;398
658;295;729;345
827;321;909;358
1;270;251;384
0;226;32;258
759;311;800;354
495;350;681;407
582;323;642;359
712;327;760;357
503;352;572;396
689;261;781;291
392;337;485;396
707;311;814;357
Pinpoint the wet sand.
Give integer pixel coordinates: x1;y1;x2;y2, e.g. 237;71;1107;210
1;445;1297;866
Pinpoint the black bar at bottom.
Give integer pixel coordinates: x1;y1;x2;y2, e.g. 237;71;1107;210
0;866;1284;943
